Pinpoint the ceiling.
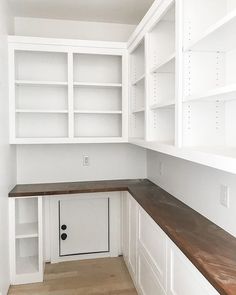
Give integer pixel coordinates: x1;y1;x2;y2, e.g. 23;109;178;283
9;0;155;25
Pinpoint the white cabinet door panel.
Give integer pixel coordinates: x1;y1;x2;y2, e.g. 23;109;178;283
138;207;167;287
59;197;109;256
167;241;219;295
138;250;166;295
128;195;138;277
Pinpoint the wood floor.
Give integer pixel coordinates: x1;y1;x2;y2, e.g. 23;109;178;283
8;257;137;295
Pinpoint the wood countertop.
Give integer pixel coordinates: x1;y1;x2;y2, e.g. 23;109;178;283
9;179;236;295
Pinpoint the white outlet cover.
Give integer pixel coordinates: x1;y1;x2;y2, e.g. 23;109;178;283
220;185;229;208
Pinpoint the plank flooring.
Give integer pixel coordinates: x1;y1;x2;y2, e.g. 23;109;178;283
8;257;137;295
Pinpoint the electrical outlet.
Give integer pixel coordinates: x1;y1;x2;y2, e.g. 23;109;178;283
159;162;163;176
83;155;89;166
220;185;229;208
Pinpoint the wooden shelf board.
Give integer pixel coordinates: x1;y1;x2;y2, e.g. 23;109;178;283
16;222;38;239
15;80;68;86
150;53;175;74
131;74;145;86
73;82;122;88
150;101;175;110
185;9;236;52
183;84;236;102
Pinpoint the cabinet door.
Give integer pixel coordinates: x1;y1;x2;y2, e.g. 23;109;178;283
122;193;129;263
128;194;138;278
138;207;167;289
59;197;109;256
167;240;219;295
137;250;166;295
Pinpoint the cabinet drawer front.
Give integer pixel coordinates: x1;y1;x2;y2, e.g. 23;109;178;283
168;241;219;295
137;250;166;295
138;207;166;285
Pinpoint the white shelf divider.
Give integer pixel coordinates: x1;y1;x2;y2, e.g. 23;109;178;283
73;82;122;88
15;80;68;86
74;110;122;114
150;101;175;110
15;109;68;114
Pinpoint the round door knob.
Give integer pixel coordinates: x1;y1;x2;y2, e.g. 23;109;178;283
61;233;67;240
61;224;67;230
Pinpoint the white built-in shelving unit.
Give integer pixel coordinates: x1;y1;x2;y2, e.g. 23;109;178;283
129;40;146;140
9;37;128;144
9;197;43;285
182;0;236;155
8;0;236;173
127;0;236;174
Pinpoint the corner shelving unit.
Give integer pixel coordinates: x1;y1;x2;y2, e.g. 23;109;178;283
129;39;146;140
9;197;43;285
8;38;128;144
183;0;236;156
146;1;176;145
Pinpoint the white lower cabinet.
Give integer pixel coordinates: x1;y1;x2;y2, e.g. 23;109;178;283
50;192;121;263
123;193;219;295
167;240;219;295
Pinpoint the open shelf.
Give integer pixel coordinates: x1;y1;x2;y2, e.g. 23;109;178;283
16;113;68;139
16;223;38;239
185;9;236;52
149;108;175;143
149;3;175;69
150;53;175;74
15;51;67;82
73;53;122;84
74;113;122;138
16;238;39;275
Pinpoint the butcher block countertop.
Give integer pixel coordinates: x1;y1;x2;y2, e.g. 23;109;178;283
9;179;236;295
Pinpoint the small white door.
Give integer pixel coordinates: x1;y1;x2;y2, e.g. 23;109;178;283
59;197;109;256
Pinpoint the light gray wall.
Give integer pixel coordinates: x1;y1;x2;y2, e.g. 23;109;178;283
14;17;136;41
147;150;236;238
17;144;147;184
0;2;16;294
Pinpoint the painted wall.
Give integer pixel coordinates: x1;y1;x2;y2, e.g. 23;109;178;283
0;2;16;294
14;17;136;41
147;150;236;238
17;144;147;184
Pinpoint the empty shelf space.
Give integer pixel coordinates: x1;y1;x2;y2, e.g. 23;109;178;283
132;74;145;86
150;53;175;74
15;80;68;86
184;84;236;102
150;101;175;109
16;256;39;275
16;223;38;239
73;82;122;88
185;9;236;52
